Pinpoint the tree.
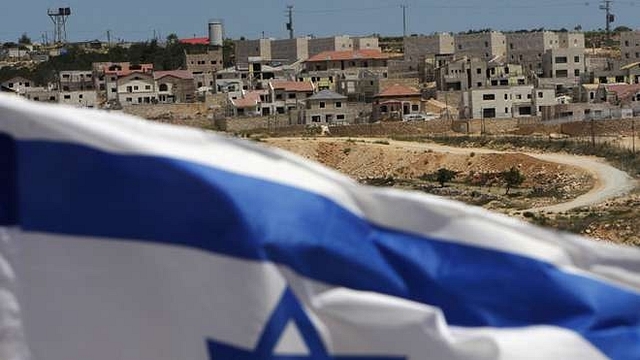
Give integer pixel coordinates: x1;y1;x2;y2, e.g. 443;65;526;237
166;33;179;45
502;167;525;195
18;33;31;45
614;26;632;33
436;168;457;187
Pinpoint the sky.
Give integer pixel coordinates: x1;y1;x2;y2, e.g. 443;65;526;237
2;0;640;44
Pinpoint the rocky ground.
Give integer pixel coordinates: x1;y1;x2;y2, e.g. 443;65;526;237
265;137;594;214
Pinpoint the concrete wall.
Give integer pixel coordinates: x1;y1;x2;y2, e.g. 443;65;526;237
454;32;506;60
270;38;309;63
620;31;640;64
123;102;209;120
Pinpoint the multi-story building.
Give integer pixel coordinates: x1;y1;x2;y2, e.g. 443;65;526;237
185;49;224;90
352;37;379;51
154;70;196;103
403;33;455;62
619;31;640;64
302;89;351;124
541;47;585;87
267;80;315;114
234;38;271;66
372;83;423;121
270;38;309;64
308;35;353;57
97;62;154;102
335;70;380;103
0;76;33;94
464;85;555;119
506;31;584;79
58;70;97;108
454;31;506;61
302;49;389;90
116;72;157;105
435;58;526;91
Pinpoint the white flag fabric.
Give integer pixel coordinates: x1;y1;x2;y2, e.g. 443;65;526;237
0;94;639;360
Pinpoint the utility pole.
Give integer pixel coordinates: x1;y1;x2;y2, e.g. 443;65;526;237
599;0;614;46
633;118;636;154
401;4;408;37
286;5;294;40
107;30;111;46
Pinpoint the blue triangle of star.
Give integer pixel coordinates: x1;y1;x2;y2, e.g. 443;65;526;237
207;288;405;359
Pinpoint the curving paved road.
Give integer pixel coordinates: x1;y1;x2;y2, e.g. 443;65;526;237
309;138;637;213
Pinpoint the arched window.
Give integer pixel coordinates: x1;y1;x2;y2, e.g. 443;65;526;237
159;83;168;92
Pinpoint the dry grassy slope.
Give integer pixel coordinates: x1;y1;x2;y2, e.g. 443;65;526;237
268;139;590;191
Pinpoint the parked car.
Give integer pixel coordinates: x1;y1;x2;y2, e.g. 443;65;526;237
402;113;427;122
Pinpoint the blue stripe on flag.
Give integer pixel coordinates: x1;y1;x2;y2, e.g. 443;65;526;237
7;136;640;359
0;133;18;225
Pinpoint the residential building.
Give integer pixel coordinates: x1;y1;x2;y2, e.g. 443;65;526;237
352;37;380;51
0;77;33;94
266;80;315;114
154;70;196;103
335;70;380;103
234;39;271;66
185;49;224;90
403;33;455;62
464;85;555;119
98;62;154;102
506;31;584;79
116;72;157;105
59;90;98;108
302;49;389;90
22;87;58;103
228;90;268;116
619;31;640;64
270;38;309;64
595;83;640;106
435;58;526;91
308;35;353;57
372;83;423;121
454;31;506;61
302;89;351;124
541;47;585;87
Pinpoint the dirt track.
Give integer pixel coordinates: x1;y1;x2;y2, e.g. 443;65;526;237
266;137;637;213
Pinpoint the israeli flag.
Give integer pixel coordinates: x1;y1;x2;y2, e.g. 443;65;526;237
0;95;639;360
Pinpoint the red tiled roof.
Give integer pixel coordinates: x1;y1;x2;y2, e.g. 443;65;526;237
231;90;266;108
604;83;640;101
179;37;209;45
306;49;389;62
270;80;314;92
375;83;421;98
154;70;194;80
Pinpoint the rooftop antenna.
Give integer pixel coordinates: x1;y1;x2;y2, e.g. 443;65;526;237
599;0;614;46
401;4;408;37
286;5;294;39
47;7;71;44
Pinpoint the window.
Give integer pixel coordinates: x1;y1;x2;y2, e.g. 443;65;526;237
478;82;483;87
538;92;543;98
504;94;508;100
134;86;139;90
484;41;489;47
411;104;419;111
336;114;345;120
505;107;509;114
288;93;296;99
7;83;13;88
145;85;151;90
319;102;326;108
476;68;482;74
111;88;116;93
79;94;83;99
625;40;630;46
63;95;71;99
555;56;567;64
311;115;321;122
126;97;132;102
482;94;495;100
527;94;531;99
574;56;580;63
516;94;522;99
159;84;168;91
336;102;342;108
555;69;568;78
574;69;580;76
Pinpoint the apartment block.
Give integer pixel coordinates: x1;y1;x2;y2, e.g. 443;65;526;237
465;85;555;119
352;37;379;51
270;38;309;64
185;49;224;89
620;31;640;64
541;48;585;87
308;36;353;57
506;31;559;74
234;39;271;66
435;58;526;91
454;31;506;60
403;33;455;62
